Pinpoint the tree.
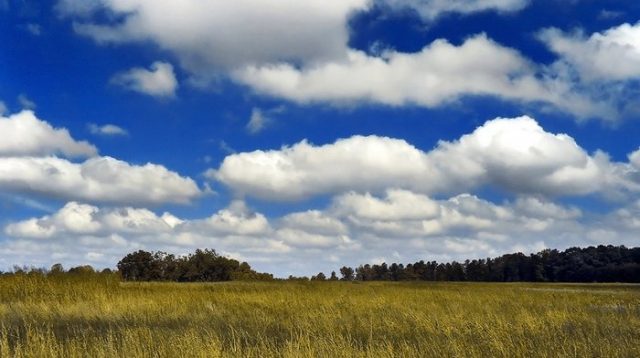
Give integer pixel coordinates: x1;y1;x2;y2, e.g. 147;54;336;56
49;263;65;275
68;265;95;275
117;250;158;281
329;271;339;281
311;272;326;281
339;266;354;281
183;249;240;282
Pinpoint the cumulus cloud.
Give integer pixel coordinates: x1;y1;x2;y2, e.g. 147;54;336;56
379;0;529;21
211;115;640;201
4;190;636;276
332;190;440;221
88;123;128;136
56;0;630;120
63;0;368;74
2;200;285;269
5;202;174;238
0;110;202;206
235;34;607;118
182;200;271;236
0;101;7;115
111;62;178;97
209;134;428;200
539;22;640;81
535;22;640;118
0;156;201;205
0;110;97;158
280;210;348;236
58;0;529;75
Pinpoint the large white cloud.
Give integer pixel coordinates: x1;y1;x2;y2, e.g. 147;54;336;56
210;133;430;200
59;0;368;73
539;22;640;82
0;110;202;205
0;110;97;158
211;115;639;201
535;22;640;119
0;156;202;205
234;34;605;118
58;0;526;71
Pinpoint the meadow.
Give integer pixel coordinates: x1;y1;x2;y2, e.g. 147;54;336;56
0;274;638;357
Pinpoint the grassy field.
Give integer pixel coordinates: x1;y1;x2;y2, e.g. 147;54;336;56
0;274;638;357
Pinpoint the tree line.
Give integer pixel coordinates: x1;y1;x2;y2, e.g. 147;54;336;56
317;245;640;283
1;245;638;283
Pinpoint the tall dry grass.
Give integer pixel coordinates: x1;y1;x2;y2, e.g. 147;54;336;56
0;274;638;357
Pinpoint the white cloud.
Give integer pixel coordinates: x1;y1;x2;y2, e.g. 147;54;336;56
182;200;271;236
56;0;627;120
428;116;605;196
0;110;202;206
2;200;286;269
0;110;97;158
4;190;637;276
332;190;440;221
380;0;529;21
211;115;640;201
245;108;270;134
5;202;176;238
235;34;606;118
0;156;202;205
88;123;128;136
539;22;640;81
210;134;429;200
280;210;348;236
64;0;368;74
111;62;178;97
629;148;640;169
59;0;530;76
512;196;582;220
0;101;7;115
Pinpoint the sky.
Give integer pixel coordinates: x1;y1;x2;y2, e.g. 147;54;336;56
1;0;640;277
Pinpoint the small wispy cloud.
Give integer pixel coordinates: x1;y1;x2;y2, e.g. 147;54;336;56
245;106;285;135
0;193;55;213
25;23;42;36
88;123;128;136
598;9;624;20
219;140;236;154
18;94;36;110
246;108;270;134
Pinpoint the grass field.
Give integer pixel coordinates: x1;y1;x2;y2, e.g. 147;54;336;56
0;274;638;357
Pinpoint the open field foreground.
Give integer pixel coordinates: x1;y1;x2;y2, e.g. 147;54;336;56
0;275;639;357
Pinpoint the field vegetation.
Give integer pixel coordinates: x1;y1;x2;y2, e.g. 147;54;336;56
0;273;638;357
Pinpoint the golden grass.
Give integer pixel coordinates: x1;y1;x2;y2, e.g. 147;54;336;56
0;274;638;357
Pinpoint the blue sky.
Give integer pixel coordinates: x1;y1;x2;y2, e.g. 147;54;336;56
1;0;640;276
